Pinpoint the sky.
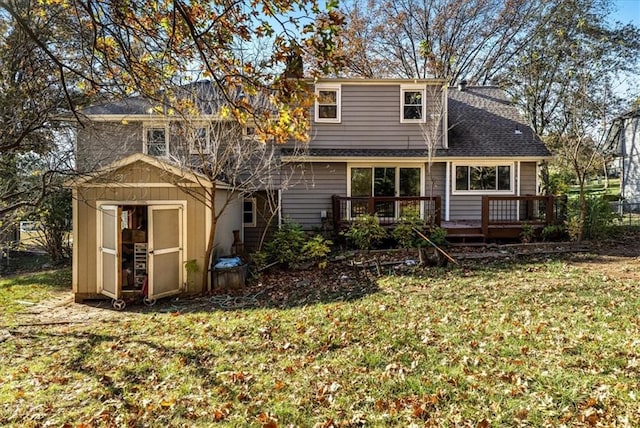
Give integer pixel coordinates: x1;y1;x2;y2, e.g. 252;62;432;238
611;0;640;25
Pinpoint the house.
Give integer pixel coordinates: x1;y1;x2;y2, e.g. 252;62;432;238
69;78;553;304
280;79;553;239
606;109;640;206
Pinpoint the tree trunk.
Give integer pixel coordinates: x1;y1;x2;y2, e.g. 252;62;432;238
202;188;217;292
578;178;586;242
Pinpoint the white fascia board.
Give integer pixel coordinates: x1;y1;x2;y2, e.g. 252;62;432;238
281;155;552;163
76;114;224;122
308;77;448;86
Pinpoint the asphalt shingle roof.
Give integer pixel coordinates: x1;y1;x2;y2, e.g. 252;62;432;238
446;86;550;158
80;81;251;116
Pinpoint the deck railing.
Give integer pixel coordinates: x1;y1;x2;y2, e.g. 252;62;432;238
481;195;565;236
332;195;441;230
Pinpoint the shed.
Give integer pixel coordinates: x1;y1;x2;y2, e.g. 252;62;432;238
68;153;242;304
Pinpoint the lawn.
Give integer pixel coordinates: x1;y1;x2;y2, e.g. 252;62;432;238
1;249;639;426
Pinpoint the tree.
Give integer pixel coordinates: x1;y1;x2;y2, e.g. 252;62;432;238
499;0;640;240
337;0;544;83
0;0;344;284
0;0;345;142
0;1;80;238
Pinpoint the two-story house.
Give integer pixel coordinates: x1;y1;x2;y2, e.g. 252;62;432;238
69;78;552;305
280;79;551;238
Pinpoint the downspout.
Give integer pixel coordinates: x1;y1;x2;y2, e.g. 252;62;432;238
445;161;451;221
516;161;521;220
278;188;282;228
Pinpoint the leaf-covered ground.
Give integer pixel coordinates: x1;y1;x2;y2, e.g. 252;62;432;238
1;238;640;427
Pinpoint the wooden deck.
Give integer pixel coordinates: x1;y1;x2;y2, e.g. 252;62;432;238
332;195;566;241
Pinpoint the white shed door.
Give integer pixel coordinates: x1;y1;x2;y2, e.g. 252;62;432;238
148;205;183;299
98;205;120;299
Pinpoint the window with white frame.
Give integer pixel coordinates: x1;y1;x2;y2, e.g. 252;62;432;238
454;164;513;193
243;125;257;140
144;125;169;156
349;165;423;218
243;198;256;227
189;125;210;154
315;84;341;123
400;85;425;122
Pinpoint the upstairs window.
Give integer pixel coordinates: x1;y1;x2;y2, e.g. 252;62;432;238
454;164;513;193
243;198;256;227
144;125;168;157
189;125;210;154
315;84;341;123
401;85;425;123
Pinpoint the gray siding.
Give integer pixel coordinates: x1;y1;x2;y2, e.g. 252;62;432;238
519;162;538;195
76;121;141;172
305;84;444;150
425;162;446;199
281;163;347;230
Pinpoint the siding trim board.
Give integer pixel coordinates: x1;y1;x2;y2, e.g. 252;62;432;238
282;155;551;163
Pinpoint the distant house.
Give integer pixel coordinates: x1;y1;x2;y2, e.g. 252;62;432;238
606;109;640;205
69;78;555;304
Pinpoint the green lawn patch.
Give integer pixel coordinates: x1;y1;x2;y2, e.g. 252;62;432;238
0;268;71;319
1;257;639;426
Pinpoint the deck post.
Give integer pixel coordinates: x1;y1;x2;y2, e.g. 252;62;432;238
434;198;442;226
331;195;341;230
482;196;489;237
545;195;554;225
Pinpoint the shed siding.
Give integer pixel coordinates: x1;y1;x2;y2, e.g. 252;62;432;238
282;163;347;229
74;186;209;297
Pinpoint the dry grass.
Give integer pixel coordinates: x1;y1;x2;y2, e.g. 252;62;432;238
1;249;639;427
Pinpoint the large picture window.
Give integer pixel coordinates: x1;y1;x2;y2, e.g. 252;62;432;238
315;84;341;123
349;166;422;218
454;165;513;193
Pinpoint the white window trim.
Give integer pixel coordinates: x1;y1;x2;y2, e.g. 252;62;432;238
347;163;426;220
451;162;516;195
143;123;169;157
400;84;426;123
243;197;257;227
188;124;211;155
315;84;341;123
243;125;258;141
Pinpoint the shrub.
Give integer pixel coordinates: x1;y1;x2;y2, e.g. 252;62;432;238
264;221;306;266
520;223;535;243
342;214;387;250
392;213;427;248
567;195;619;240
301;235;333;268
541;223;568;241
259;221;333;268
428;226;448;246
